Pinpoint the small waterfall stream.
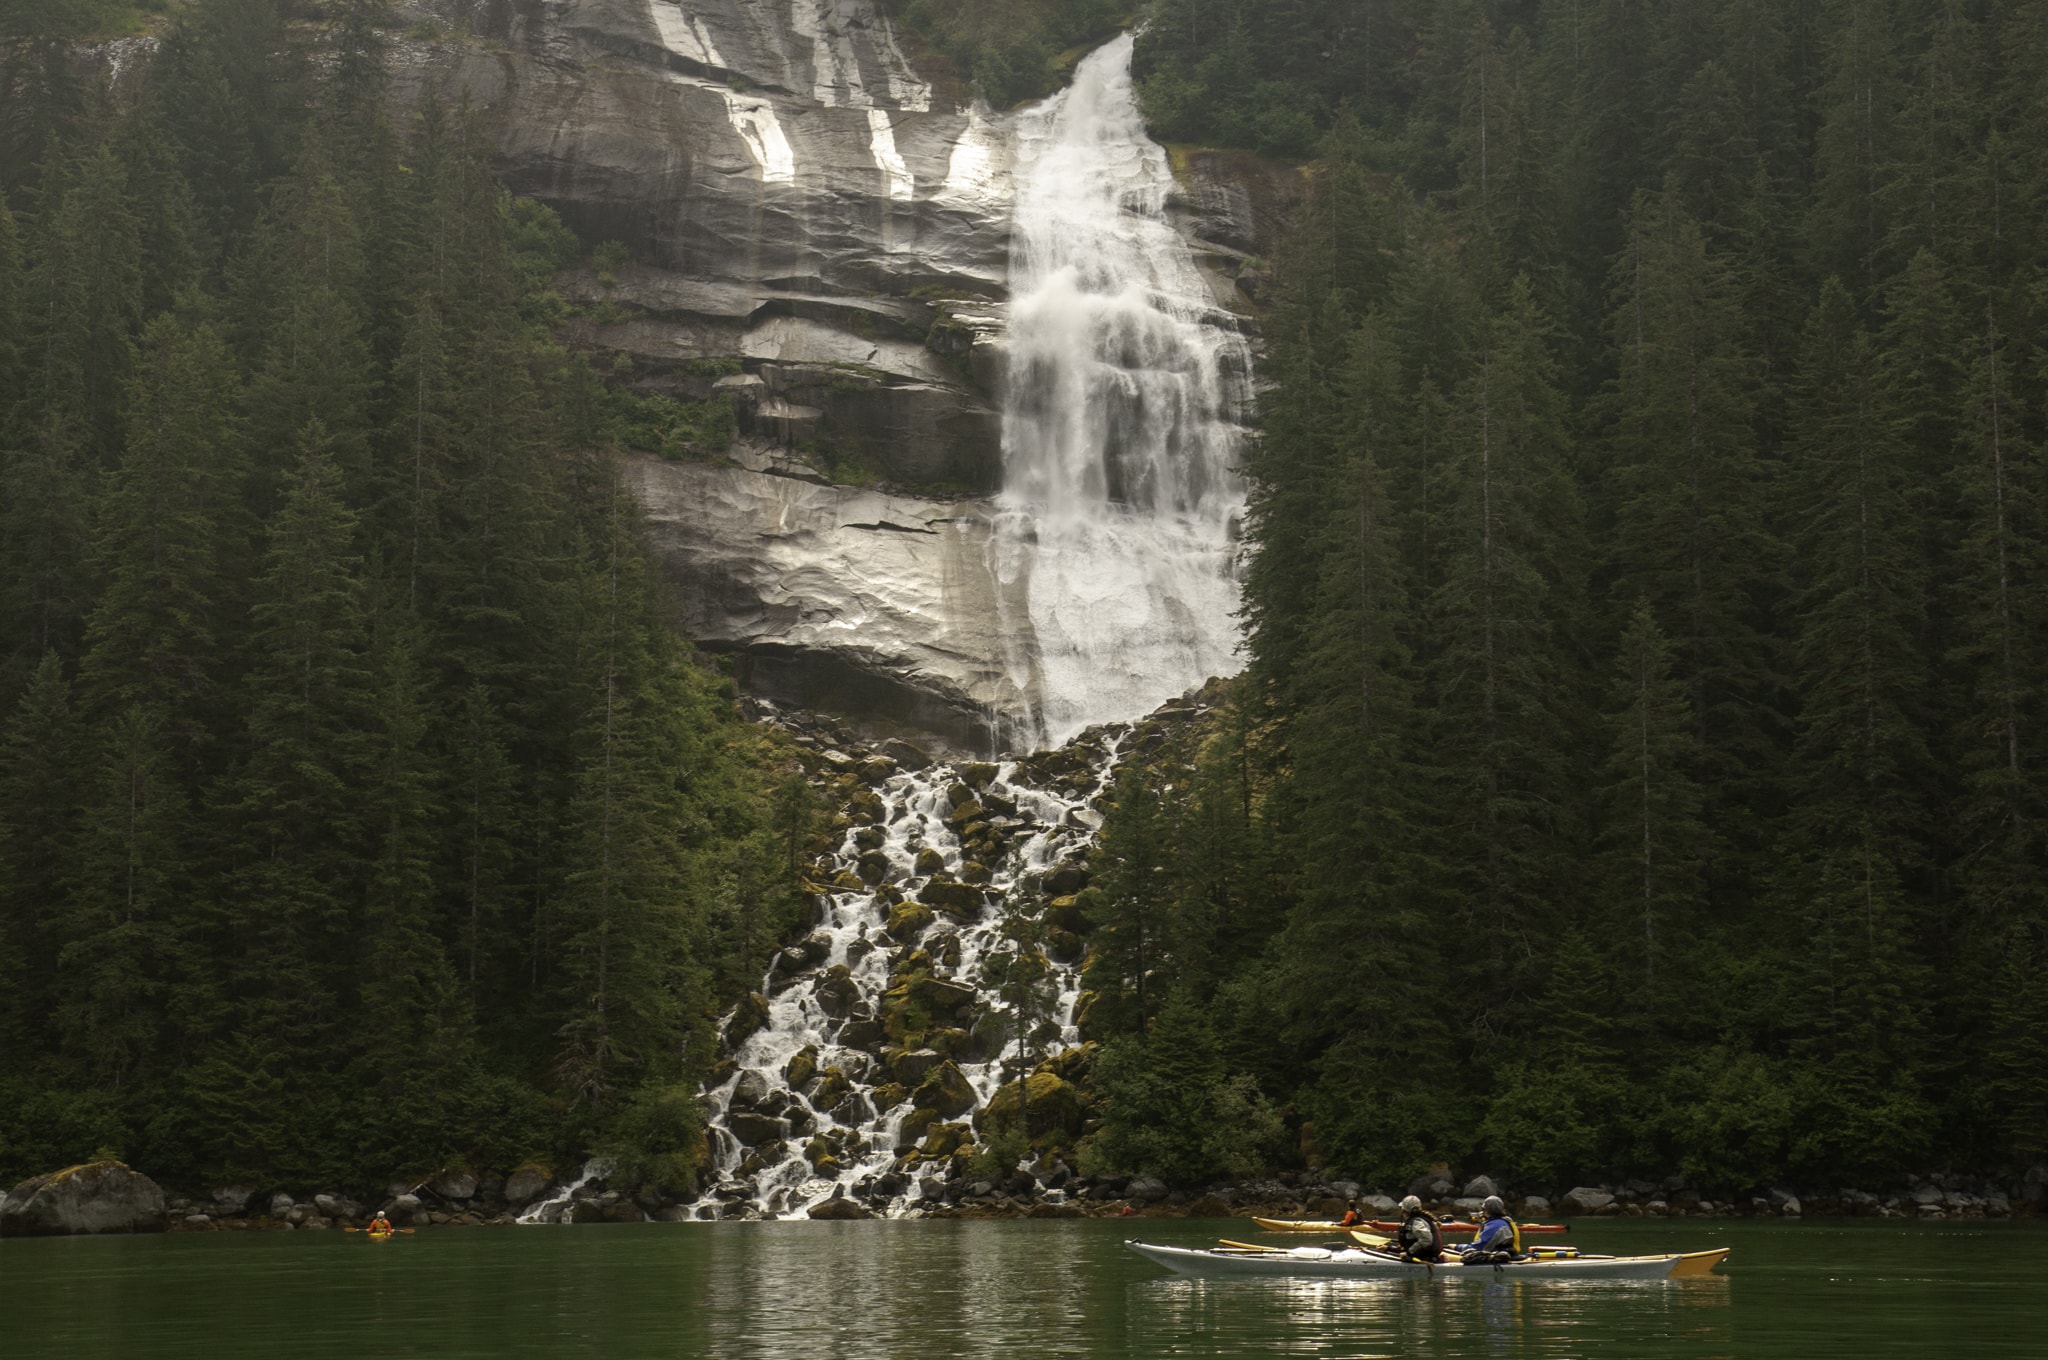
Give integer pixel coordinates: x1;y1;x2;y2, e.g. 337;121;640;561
996;33;1250;749
686;719;1133;1219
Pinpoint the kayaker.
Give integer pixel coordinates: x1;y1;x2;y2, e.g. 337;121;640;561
1459;1196;1521;1263
1393;1195;1444;1262
368;1211;394;1235
1338;1199;1364;1227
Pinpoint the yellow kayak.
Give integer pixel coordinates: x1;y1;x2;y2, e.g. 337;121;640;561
366;1230;395;1240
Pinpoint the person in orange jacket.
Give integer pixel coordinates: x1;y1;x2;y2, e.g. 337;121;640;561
368;1211;395;1234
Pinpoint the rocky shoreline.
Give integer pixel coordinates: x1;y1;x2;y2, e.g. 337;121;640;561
7;1160;2041;1237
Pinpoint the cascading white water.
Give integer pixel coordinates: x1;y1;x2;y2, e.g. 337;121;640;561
683;719;1127;1221
996;33;1249;748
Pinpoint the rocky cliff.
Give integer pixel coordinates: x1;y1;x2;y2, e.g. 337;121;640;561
389;1;1302;749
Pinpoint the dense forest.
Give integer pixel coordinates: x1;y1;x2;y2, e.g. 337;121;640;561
0;1;810;1191
6;0;2047;1205
1075;0;2048;1194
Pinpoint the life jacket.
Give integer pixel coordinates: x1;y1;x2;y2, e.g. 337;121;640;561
1472;1215;1520;1256
1398;1211;1443;1257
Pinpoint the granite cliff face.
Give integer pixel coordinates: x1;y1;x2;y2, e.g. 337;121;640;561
390;1;1299;750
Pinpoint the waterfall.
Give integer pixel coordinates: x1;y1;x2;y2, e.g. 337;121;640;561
996;33;1249;749
683;717;1130;1222
650;32;1252;1226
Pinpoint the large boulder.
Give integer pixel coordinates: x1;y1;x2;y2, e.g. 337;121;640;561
975;1072;1086;1138
1463;1175;1500;1200
808;1195;874;1221
912;1060;978;1120
503;1166;553;1208
431;1170;479;1201
725;992;771;1050
728;1112;788;1148
1;1162;167;1237
1126;1175;1170;1204
1561;1186;1616;1214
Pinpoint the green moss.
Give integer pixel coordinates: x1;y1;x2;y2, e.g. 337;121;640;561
605;389;738;461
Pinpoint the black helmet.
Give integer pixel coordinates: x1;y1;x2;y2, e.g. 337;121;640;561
1483;1195;1506;1218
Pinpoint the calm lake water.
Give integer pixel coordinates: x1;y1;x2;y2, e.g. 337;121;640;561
1;1216;2039;1358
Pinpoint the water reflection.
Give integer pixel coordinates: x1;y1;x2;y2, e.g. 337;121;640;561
698;1223;1096;1358
3;1217;2042;1360
1126;1274;1733;1360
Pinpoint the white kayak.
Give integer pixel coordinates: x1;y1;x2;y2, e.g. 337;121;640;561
1127;1240;1730;1282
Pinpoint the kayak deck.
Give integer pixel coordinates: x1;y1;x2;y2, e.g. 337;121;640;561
1129;1240;1729;1282
1252;1216;1568;1235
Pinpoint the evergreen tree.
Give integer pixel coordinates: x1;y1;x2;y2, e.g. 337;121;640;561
77;312;248;773
1771;278;1935;1177
62;704;187;1093
1420;278;1585;1003
0;654;81;1051
1598;599;1707;991
1599;188;1774;848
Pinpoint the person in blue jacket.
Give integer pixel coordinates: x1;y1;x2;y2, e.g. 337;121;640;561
1459;1196;1521;1263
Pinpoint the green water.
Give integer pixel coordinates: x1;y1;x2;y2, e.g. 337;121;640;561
0;1217;2039;1357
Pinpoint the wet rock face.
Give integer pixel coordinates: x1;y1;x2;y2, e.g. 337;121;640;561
399;0;1013;497
382;4;1298;749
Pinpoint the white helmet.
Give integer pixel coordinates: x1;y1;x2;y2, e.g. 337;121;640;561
1400;1194;1421;1212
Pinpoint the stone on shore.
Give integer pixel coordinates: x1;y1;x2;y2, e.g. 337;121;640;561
1561;1186;1616;1214
432;1170;479;1201
808;1196;874;1220
504;1166;554;1207
1126;1175;1170;1205
1;1162;168;1237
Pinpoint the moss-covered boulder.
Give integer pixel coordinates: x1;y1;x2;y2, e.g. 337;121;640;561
815;965;859;1017
1;1162;165;1237
848;789;885;824
914;847;946;876
959;860;992;885
920;877;983;914
726;992;771;1049
1044;895;1091;935
886;901;935;943
857;849;895;884
912;1060;978;1119
975;1072;1086;1137
944;799;986;828
888;1047;944;1086
898;1107;941;1147
928;1026;982;1061
960;762;998;789
1046;927;1083;963
920;1122;972;1158
1035;1044;1096;1085
1073;990;1106;1043
872;1081;910;1112
805;1066;851;1108
784;1045;820;1090
830;869;865;892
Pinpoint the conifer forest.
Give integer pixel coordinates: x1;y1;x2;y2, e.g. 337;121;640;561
3;0;2047;1204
